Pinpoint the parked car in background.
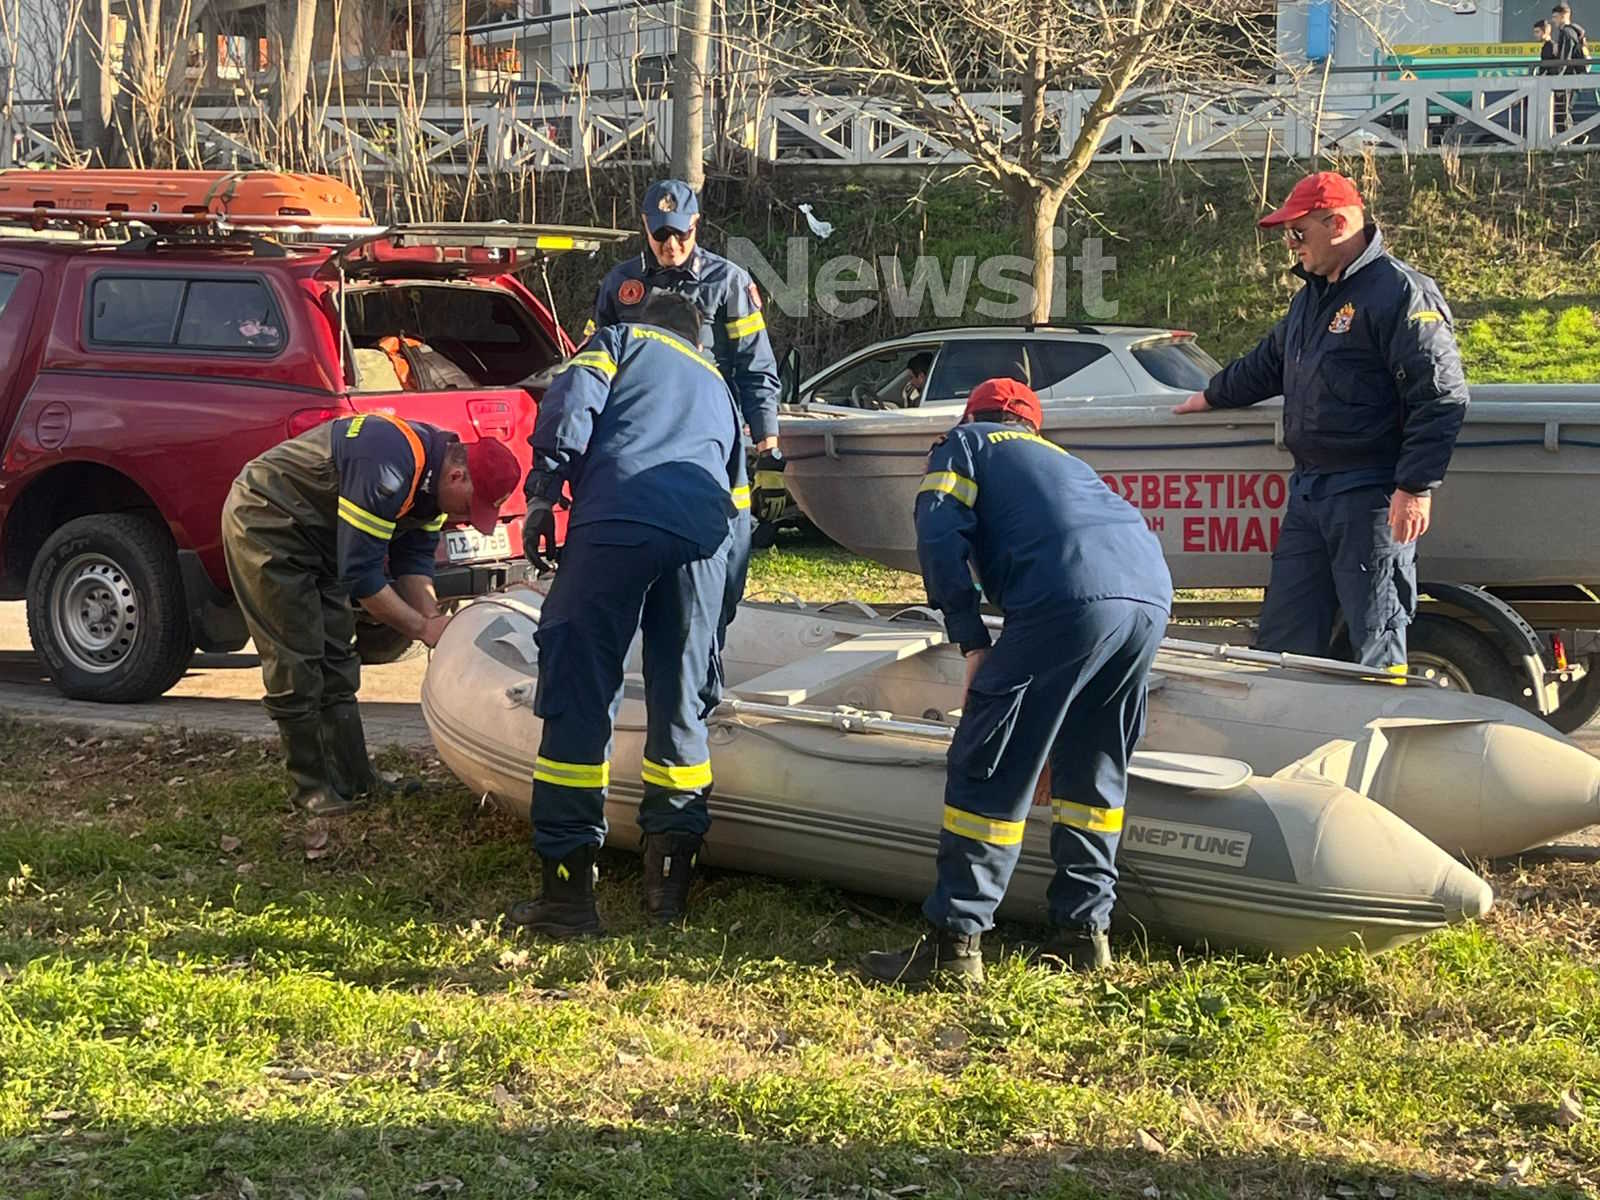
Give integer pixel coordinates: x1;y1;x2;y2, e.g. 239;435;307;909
790;324;1224;413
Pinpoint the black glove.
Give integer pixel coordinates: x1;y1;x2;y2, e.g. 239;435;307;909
751;450;788;525
523;472;564;572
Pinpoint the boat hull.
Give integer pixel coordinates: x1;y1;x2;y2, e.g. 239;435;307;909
422;591;1494;957
778;396;1600;588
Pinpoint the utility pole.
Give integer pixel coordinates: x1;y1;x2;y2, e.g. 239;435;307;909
670;0;710;188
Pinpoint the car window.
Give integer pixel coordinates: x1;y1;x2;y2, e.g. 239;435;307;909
0;271;17;317
90;277;185;345
923;340;1030;403
177;279;284;351
90;275;284;353
807;344;939;408
1028;341;1111;389
1132;338;1222;390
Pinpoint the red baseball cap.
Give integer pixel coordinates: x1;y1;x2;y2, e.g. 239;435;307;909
464;438;521;536
1257;171;1364;228
964;377;1042;429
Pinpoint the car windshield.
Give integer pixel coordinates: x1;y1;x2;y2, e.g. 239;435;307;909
1131;338;1222;390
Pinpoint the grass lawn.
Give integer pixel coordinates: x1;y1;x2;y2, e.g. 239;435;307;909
2;720;1597;1199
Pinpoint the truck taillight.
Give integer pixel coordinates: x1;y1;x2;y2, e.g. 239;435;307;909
287;406;344;437
468;398;514;442
1552;635;1569;672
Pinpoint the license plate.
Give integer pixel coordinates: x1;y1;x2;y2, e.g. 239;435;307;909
444;525;511;562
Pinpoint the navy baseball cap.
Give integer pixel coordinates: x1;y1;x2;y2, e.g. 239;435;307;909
642;179;699;235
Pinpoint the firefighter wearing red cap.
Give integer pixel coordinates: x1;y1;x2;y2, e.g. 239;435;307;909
1175;171;1469;674
861;379;1173;987
222;415;520;816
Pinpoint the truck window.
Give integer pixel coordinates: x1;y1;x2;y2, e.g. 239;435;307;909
90;275;284;353
0;271;17;316
91;278;185;345
177;280;284;351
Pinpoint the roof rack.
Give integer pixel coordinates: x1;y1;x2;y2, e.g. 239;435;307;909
0;168;383;240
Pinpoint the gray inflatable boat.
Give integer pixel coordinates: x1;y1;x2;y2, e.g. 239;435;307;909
421;588;1522;957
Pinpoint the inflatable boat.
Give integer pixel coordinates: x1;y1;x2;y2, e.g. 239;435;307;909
419;589;1532;957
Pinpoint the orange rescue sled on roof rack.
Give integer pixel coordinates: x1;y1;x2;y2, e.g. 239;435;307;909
0;169;378;234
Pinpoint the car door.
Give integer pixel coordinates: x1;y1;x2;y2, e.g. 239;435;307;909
920;339;1032;407
0;265;41;437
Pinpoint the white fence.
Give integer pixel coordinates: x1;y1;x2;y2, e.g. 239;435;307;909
4;73;1598;173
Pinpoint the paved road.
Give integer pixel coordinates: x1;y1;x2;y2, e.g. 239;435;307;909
0;601;433;747
4;601;1597;761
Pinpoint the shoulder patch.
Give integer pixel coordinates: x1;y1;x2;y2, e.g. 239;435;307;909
746;281;763;311
618;278;646;306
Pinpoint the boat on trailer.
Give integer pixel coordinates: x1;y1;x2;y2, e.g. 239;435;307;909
417;589;1600;956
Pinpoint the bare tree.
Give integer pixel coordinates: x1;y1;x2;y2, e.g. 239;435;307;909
271;0;319;123
671;0;711;186
737;0;1372;321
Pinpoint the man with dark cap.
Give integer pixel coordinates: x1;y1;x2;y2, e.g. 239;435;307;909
584;178;781;647
223;414;521;816
1175;171;1469;676
860;379;1173;987
511;291;747;937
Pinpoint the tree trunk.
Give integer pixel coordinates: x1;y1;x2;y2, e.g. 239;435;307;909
274;0;318;122
1017;185;1066;325
670;0;711;188
78;0;114;162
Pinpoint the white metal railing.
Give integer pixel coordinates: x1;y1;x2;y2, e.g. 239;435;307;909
3;73;1597;172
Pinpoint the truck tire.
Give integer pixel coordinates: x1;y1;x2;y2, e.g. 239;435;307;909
356;618;421;665
26;513;195;702
1405;614;1519;702
1546;661;1600;735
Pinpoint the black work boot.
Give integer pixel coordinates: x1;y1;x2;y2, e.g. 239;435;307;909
860;924;984;988
321;701;379;799
642;832;702;924
1039;925;1113;972
506;846;603;939
276;715;361;817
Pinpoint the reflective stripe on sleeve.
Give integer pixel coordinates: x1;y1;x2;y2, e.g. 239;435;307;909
569;350;618;378
725;312;766;339
338;496;397;539
918;471;978;507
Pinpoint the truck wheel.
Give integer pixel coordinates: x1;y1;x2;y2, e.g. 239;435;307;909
356;618;420;665
1406;614;1519;702
1545;661;1600;735
26;513;195;702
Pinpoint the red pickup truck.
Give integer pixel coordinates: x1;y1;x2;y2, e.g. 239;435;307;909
0;217;624;702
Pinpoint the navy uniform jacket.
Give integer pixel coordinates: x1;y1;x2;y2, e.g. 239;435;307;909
531;322;746;556
587;247;780;443
329;415;451;599
915;423;1173;653
1203;226;1469;495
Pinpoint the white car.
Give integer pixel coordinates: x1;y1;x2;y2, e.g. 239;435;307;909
787;323;1223;413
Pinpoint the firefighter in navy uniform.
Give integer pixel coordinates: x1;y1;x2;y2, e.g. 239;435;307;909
1175;171;1469;674
585;178;781;647
508;292;748;938
222;414;521;816
861;380;1173;987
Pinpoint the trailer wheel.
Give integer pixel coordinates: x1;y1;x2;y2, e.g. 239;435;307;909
1545;660;1600;735
1406;614;1519;702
